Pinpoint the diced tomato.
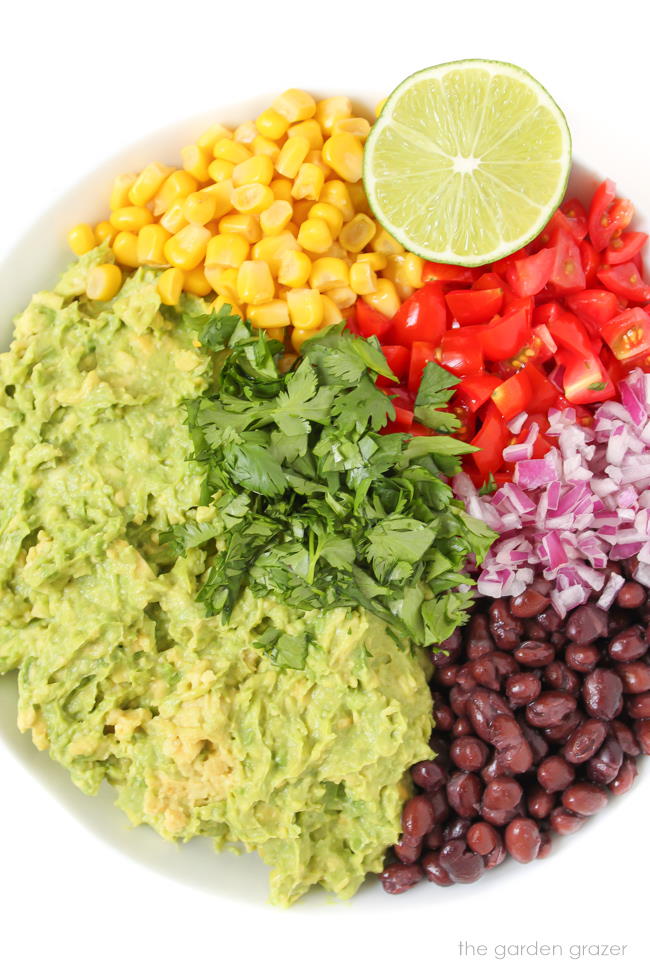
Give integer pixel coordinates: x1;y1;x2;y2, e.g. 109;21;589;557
480;299;532;361
533;209;575;251
385;386;415;410
470;403;510;477
382;405;414;434
439;331;484;376
492;248;529;275
579;240;601;288
445;287;503;325
473;272;506;291
597;262;650;303
356;300;392;340
389;281;448;346
456;374;501;412
491;371;532;420
407;341;439;393
450;400;477;440
423;261;478;285
600;307;650;362
410;421;437;436
604;231;648;266
532;300;562;326
547;309;593;357
558;348;615;405
548;227;586;294
566;289;619;333
506;247;557;297
376;344;410;388
561;198;588;241
588;180;634;251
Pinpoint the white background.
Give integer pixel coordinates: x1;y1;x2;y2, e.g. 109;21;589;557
2;1;649;973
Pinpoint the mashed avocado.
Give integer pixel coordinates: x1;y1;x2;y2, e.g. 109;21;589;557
0;248;433;905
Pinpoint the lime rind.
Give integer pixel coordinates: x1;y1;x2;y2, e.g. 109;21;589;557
363;60;572;267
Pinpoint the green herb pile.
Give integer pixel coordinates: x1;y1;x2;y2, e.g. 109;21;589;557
163;306;495;650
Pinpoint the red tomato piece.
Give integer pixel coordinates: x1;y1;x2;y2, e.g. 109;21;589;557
600;307;650;362
407;341;439;393
532;300;562;326
491;371;532;420
439;331;484;376
533;209;575;250
491;248;529;275
450;400;477;440
604;231;648;266
566;289;619;332
382;405;414;434
547;309;593;357
473;271;506;291
390;281;448;346
376;345;410;388
356;300;392;340
470;403;510;478
456;374;501;412
480;299;532;361
579;240;601;288
445;287;503;325
384;386;415;410
423;261;478;285
522;363;559;411
506;247;557;297
558;349;615;405
548;227;586;294
597;262;650;303
561;198;588;241
588;180;634;251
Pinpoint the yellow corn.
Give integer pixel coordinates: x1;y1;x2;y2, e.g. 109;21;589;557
234;120;258;145
349;260;378;295
384;254;423;298
213;138;251;165
320;294;344;327
110;173;137;210
137;224;171;266
184;191;217;226
218;213;261;244
212;294;243;318
308;202;344;239
231;183;274;215
200;180;234;220
183;266;212;297
319;242;348;260
297;217;333;254
332;117;371;139
255;108;289;141
277;249;312;288
129;162;173;206
112;231;139;267
252;231;300;275
326;285;356;308
309;257;349;291
207;158;235;183
206;233;249;269
372;226;404;255
252;135;280;161
288;119;323;149
291;163;324;202
287;288;323;329
109;206;154;232
94;220;116;245
86;263;122;301
316;96;352;134
322;134;363;183
232;154;274;188
305;150;331;178
357;251;388;271
291;327;317;352
272;89;316;123
204;266;239;302
276;135;310;180
159;200;188;235
339;213;376;253
260;199;293;236
400;253;424;288
67;223;96;256
267;328;286;343
320;180;354;221
180;145;211;182
375;98;387;117
163;224;211;271
347;181;371;215
153;170;198;215
364;278;401;318
270;177;293;203
237;260;275;304
247;299;290;329
157;267;184;305
197;123;233;152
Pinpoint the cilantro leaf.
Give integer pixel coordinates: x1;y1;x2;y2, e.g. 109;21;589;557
414;361;462;432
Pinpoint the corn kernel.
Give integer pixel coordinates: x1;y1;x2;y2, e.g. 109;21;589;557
364;278;400;318
237;260;275;304
112;231;139;267
316;96;352;134
200;180;234;220
272;89;316;123
183;191;217;226
129;162;173;206
332;117;371;140
206;233;250;270
297;218;333;254
110;173;137;210
197;123;233;152
212;294;243;318
276;135;310;180
137;224;171;266
247;299;290;329
326;285;356;309
255;108;289;141
267;328;286;343
218;213;261;244
204;266;239;302
109;206;154;233
322;134;363;183
208;158;235;183
309;257;349;291
291;163;324;202
320;294;344;327
375;98;387;117
181;145;211;182
212;138;251;165
384;254;421;299
184;266;212;297
94;221;116;245
153;170;198;215
277;249;312;288
349;260;378;295
86;263;122;302
357;251;388;271
288;119;323;149
320;180;354;221
157;267;184;305
252;135;281;161
339;213;376;253
308;202;344;239
159;200;188;235
319;242;349;260
231;183;274;215
260;200;293;236
287;288;323;329
347;181;371;215
291;327;317;352
270;177;293;203
67;223;96;256
400;253;424;288
232;154;274;188
234;120;258;146
252;231;300;274
305;150;331;178
163;225;211;271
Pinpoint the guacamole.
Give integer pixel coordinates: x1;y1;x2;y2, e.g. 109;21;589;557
0;248;433;905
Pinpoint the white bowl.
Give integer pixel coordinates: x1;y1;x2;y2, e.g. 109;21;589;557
1;91;648;912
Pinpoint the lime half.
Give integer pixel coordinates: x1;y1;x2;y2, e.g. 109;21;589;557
363;60;572;266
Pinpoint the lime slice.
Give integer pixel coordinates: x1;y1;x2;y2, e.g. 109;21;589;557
363;60;572;266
